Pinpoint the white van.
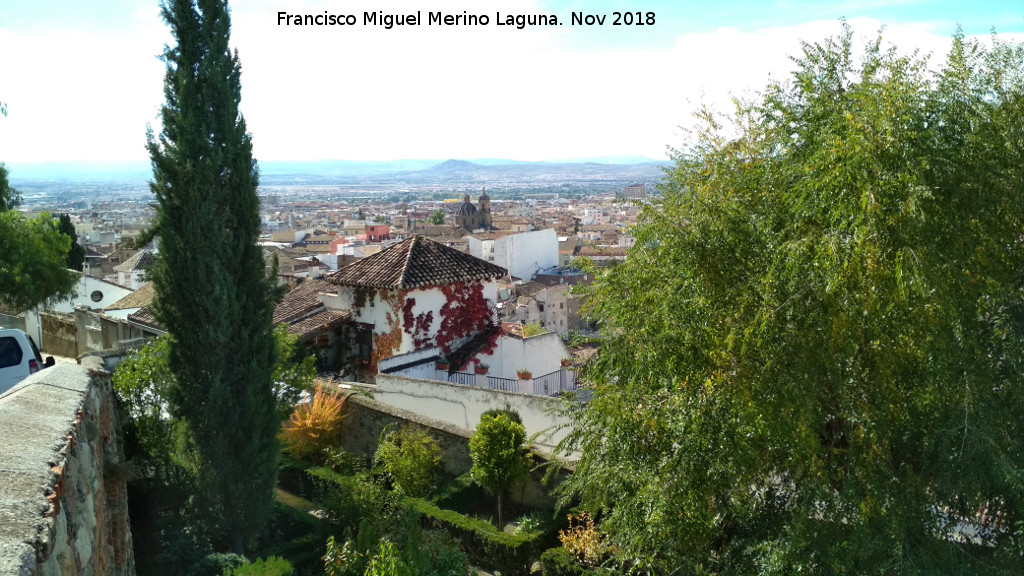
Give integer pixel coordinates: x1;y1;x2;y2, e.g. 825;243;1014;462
0;329;46;395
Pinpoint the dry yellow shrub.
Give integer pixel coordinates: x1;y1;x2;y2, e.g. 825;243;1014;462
278;380;347;460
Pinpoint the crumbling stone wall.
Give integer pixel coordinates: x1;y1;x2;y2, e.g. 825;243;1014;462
0;358;135;576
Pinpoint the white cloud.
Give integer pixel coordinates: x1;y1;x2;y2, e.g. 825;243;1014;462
0;2;1016;165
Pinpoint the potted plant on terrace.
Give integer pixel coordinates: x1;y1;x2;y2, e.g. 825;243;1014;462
560;357;573;367
516;368;533;380
475;363;490;375
436;356;450;371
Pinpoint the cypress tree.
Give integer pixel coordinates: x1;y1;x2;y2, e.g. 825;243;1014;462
146;0;277;554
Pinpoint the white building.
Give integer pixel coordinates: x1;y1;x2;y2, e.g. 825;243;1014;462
466;228;558;281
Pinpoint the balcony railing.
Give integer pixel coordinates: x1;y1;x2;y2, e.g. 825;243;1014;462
443;369;577;397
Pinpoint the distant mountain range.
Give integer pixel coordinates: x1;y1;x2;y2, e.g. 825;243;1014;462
7;157;669;184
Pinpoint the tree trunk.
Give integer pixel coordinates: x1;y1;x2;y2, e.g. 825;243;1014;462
497;493;503;529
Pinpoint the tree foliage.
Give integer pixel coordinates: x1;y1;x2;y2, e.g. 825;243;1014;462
429;209;445;225
56;213;86;272
374;424;443;497
112;335;200;484
0;162;22;211
147;0;279;553
271;323;317;413
0;214;77;311
469;413;531;528
561;27;1024;574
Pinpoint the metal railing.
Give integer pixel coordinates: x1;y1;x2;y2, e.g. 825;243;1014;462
445;369;577;397
533;369;578;396
486;376;518;392
447;371;475;386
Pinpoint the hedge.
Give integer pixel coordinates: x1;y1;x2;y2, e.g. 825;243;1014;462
404;496;547;576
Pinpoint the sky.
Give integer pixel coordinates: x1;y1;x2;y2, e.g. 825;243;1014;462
0;0;1022;167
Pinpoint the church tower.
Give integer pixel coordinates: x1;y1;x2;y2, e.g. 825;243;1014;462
478;187;491;228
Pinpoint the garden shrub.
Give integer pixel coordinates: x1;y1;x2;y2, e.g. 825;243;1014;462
321;446;369;476
481;407;523;425
539;547;596;576
558;512;610;567
185;552;247;576
403;496;546;576
307;467;401;535
230;556;294;576
374;424;442;497
325;514;468;576
279;382;347;461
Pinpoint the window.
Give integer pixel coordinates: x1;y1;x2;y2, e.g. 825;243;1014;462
90;290;103;303
560;302;564;309
0;337;24;369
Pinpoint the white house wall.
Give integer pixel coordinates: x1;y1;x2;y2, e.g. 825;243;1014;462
494;229;558;281
476;331;568;381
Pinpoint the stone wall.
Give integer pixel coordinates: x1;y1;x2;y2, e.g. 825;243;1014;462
0;358;135;576
338;393;571;508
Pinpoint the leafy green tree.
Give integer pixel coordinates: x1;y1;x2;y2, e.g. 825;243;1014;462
146;0;279;554
561;28;1024;574
271;323;316;414
469;413;531;528
428;209;445;225
373;424;442;497
0;209;77;311
112;335;200;484
56;213;86;271
0;163;22;211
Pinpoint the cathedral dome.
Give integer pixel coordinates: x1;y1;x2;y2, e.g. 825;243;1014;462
457;195;477;215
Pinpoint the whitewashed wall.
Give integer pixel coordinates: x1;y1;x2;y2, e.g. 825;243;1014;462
375;374;573;450
494;229;559;281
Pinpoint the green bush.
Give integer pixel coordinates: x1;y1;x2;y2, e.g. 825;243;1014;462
307;467;400;534
323;514;468;576
540;547;593;576
403;496;547;576
230;556;294;576
321;447;369;476
481;407;523;425
374;424;442;497
185;552;247;576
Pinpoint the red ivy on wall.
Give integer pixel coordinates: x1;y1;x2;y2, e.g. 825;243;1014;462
436;280;498;356
353;281;498;372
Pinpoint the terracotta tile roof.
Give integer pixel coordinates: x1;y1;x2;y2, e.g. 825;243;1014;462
113;249;155;273
273;277;338;325
286;308;351;340
327;236;507;290
515;281;546;299
105;282;156;311
127;306;164;332
578;246;628;258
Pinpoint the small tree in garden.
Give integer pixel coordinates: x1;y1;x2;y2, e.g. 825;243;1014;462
469;413;531;528
278;382;347;461
374;424;442;497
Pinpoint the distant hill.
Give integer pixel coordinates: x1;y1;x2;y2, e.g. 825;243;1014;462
8;156;669;185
